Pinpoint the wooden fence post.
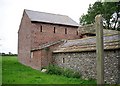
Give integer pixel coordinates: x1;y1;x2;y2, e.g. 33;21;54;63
95;14;104;84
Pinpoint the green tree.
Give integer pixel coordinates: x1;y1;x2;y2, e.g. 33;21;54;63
80;2;119;30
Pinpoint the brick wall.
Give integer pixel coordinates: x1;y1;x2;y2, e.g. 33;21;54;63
30;50;41;69
18;10;79;70
18;11;32;67
31;41;64;70
29;20;79;69
31;22;79;49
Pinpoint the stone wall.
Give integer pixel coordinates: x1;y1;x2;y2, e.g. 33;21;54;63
53;49;120;84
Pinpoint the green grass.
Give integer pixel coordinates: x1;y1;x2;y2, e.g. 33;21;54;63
2;56;96;84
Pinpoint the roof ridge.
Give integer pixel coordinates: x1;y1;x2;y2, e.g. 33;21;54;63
25;9;68;18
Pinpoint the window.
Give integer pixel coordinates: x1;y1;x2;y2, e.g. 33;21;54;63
40;25;42;32
65;28;67;34
30;52;33;58
76;31;78;35
54;27;56;33
62;58;65;63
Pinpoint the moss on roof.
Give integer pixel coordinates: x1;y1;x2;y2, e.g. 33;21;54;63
53;34;120;53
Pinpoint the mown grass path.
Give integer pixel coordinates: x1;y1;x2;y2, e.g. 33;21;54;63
2;56;96;84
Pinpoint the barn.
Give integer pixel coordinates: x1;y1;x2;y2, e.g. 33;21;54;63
18;9;79;69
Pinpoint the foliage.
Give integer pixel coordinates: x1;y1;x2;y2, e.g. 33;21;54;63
1;54;18;56
80;2;120;30
45;65;81;79
1;53;17;56
2;56;96;84
45;65;62;75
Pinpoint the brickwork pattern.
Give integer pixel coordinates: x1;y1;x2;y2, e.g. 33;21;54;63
18;11;79;70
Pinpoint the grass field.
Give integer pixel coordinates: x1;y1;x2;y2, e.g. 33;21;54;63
2;56;96;84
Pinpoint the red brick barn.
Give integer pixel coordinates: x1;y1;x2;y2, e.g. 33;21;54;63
18;9;79;70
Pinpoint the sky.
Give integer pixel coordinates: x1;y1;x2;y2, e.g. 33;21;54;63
0;0;97;54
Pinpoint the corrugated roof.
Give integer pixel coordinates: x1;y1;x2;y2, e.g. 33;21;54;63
25;9;79;27
53;34;120;53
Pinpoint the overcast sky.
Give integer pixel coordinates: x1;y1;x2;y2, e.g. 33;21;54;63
0;0;96;54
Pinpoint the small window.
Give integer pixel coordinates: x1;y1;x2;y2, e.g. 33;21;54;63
54;27;56;33
76;31;78;35
30;52;33;58
62;58;65;63
65;28;67;34
40;25;42;32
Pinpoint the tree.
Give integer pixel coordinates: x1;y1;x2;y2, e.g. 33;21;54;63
80;2;120;30
80;3;103;25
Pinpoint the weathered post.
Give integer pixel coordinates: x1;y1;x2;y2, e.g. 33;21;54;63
95;14;104;84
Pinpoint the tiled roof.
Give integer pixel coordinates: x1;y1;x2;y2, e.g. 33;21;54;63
25;9;79;27
31;40;64;51
53;34;120;53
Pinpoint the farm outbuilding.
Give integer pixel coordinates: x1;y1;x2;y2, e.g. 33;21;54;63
18;9;120;84
18;9;79;69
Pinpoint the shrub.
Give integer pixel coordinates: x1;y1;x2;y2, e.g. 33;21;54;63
45;65;81;79
62;68;81;78
45;65;62;75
